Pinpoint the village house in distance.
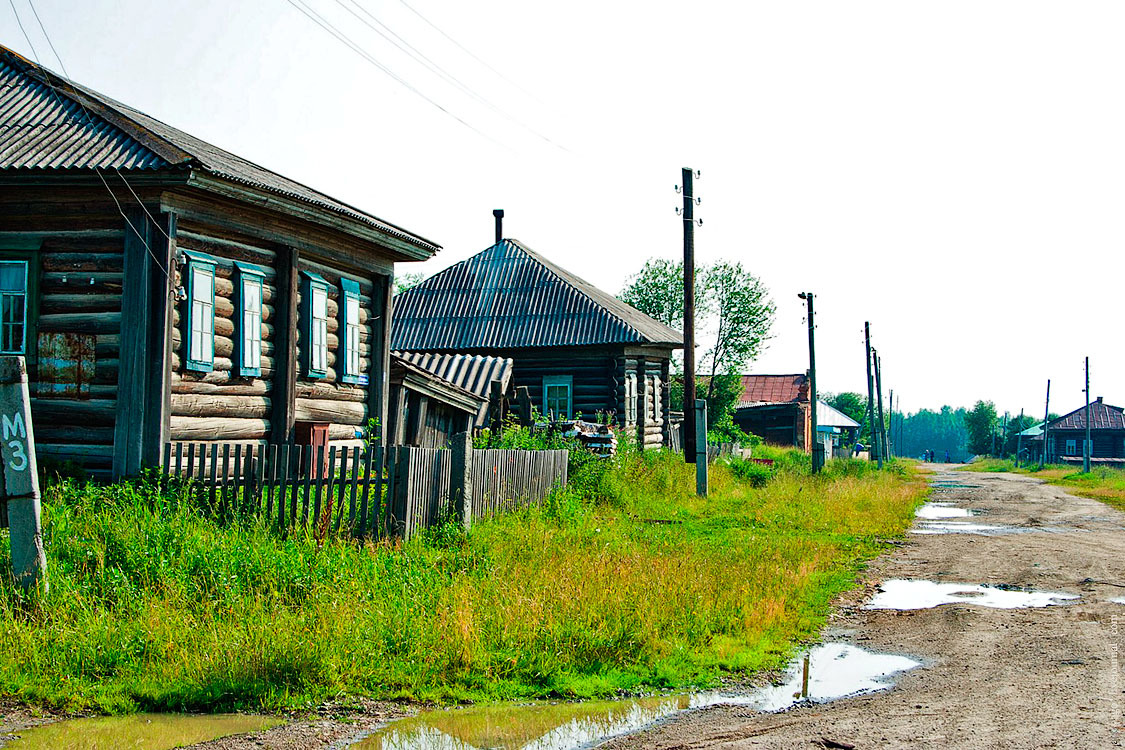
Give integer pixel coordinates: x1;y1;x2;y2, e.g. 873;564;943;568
391;220;684;449
0;45;445;478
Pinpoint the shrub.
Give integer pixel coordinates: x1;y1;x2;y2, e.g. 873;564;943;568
727;456;774;487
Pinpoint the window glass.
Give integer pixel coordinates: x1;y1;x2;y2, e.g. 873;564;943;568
546;384;569;419
1066;439;1076;455
345;294;361;378
188;264;214;368
310;285;328;373
241;276;262;372
0;261;27;355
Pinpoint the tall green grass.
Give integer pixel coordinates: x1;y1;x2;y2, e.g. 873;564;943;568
0;449;925;714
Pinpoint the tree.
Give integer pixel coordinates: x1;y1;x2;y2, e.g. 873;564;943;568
394;272;425;296
824;392;866;424
900;405;969;461
965;400;998;456
700;261;775;404
618;258;688;330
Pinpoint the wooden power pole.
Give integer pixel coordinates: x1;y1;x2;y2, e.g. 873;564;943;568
1041;379;1051;468
874;352;887;464
1016;407;1025;467
864;322;880;467
681;167;698;463
1084;356;1091;473
800;292;822;472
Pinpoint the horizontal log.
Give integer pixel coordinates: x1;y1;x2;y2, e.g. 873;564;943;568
40;252;123;273
36;443;114;462
296;382;366;402
39;312;121;334
294;397;367;425
171;393;271;419
95;334;120;358
40;293;120;315
170;376;270;396
31;398;117;426
35;425;115;445
41;272;123;295
328;425;364;441
170;416;269;441
93;359;118;384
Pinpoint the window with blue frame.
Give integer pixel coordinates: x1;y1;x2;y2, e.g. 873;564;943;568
184;253;216;372
302;271;329;378
0;260;28;355
340;278;364;384
235;263;265;377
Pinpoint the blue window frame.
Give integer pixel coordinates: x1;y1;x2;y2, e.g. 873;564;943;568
235;262;265;377
0;260;28;355
339;277;365;385
302;271;330;379
184;252;216;372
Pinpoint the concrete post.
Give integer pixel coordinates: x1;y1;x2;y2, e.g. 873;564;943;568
0;357;47;593
694;398;708;497
450;431;473;530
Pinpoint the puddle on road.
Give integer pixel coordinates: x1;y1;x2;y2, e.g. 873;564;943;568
348;644;921;749
1;713;282;750
915;503;974;520
866;579;1078;611
1110;597;1125;605
911;520;1072;535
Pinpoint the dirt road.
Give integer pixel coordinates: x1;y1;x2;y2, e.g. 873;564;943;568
604;466;1125;749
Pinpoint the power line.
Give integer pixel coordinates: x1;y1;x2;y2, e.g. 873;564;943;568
285;0;504;147
338;0;564;149
12;0;172;277
395;0;547;108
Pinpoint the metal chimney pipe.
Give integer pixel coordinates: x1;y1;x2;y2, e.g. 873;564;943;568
493;209;504;244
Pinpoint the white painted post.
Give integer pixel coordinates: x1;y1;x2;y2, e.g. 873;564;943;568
0;357;47;593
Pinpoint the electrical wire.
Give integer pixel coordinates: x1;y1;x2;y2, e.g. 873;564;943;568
338;0;564;149
12;0;172;277
285;0;504;148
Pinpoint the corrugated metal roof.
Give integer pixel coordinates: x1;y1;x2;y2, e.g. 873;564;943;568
1048;400;1125;431
737;374;809;406
391;239;684;350
394;350;513;426
0;46;439;254
817;400;860;429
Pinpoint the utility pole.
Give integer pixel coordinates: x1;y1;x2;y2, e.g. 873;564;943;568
864;322;880;467
1084;356;1091;473
874;350;887;465
888;388;894;457
1016;408;1024;467
800;292;822;472
680;167;699;463
1040;379;1051;468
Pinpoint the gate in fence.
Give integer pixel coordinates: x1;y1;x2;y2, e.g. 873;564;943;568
160;439;568;539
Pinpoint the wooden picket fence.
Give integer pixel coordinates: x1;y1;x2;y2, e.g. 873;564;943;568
162;441;387;537
160;441;569;539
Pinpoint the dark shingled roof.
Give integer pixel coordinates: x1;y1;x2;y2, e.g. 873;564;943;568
737;374;809;406
0;45;439;254
1048;399;1125;431
391;239;684;351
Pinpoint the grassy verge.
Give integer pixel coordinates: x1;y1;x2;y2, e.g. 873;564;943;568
964;458;1125;511
0;448;926;714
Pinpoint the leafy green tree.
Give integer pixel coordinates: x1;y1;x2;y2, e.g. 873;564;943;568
700;261;775;404
394;272;425;296
965;400;999;456
618;258;689;329
825;392;866;424
899;405;969;461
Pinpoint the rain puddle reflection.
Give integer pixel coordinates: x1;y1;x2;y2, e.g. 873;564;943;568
1;713;282;750
866;579;1078;611
348;644;920;749
915;502;973;520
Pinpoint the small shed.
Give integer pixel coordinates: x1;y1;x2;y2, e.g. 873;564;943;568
391;237;683;448
817;400;861;458
387;355;485;448
731;374;813;449
392;351;513;428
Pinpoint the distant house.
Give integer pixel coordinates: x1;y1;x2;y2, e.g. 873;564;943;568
391;237;683;448
817;401;862;458
731;374;813;449
0;45;440;477
1032;398;1125;465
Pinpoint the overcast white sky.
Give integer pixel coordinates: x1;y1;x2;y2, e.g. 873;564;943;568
4;0;1120;418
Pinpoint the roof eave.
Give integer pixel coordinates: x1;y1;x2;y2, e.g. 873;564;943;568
186;172;439;261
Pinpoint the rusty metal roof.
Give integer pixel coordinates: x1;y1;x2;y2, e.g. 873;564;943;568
0;46;439;255
393;350;513;426
391;239;684;350
1048;399;1125;431
737;374;809;406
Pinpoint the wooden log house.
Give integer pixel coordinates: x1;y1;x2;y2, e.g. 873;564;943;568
391;235;683;448
0;46;440;477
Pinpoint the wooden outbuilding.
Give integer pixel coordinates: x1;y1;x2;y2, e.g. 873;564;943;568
1036;398;1125;465
0;46;439;477
386;354;485;448
731;374;813;449
391;237;683;448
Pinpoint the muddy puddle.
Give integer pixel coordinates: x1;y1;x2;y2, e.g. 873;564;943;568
0;713;282;750
866;579;1078;611
347;644;921;749
915;502;975;520
911;520;1072;535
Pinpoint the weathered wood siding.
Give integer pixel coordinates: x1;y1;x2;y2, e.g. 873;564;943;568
0;187;130;474
505;347;617;420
